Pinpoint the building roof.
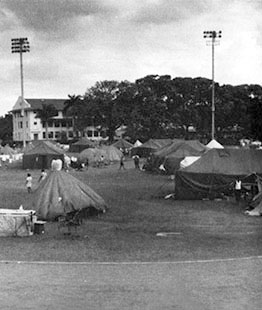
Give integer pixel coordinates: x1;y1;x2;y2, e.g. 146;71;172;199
12;97;67;112
25;99;67;110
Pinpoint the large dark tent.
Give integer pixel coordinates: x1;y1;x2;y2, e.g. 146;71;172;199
29;170;106;220
131;138;173;157
150;140;207;174
175;148;262;200
23;141;65;169
69;137;96;153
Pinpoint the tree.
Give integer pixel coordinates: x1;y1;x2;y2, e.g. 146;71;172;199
84;80;135;142
35;104;58;140
63;94;87;137
125;75;173;141
0;113;13;145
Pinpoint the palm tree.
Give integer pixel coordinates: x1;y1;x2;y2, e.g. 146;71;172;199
63;94;83;137
35;104;58;140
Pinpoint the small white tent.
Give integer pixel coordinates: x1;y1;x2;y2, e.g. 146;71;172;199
206;139;224;149
134;140;142;147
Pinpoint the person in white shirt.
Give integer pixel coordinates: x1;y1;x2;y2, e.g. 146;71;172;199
234;177;242;202
38;169;47;183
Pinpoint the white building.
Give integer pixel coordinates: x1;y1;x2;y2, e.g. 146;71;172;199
11;97;74;143
11;97;108;143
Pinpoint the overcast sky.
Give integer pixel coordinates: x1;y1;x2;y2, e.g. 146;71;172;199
1;0;262;116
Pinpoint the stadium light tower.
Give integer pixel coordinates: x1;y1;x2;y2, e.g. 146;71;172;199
11;37;30;147
203;30;222;140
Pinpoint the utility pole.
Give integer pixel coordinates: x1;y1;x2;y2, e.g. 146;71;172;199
203;30;222;140
11;37;30;148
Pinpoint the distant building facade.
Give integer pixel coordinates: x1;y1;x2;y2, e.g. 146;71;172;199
11;97;73;143
11;97;108;143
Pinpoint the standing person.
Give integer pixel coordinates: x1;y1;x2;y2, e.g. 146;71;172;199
25;173;33;193
119;155;125;170
100;155;105;167
38;169;47;183
133;155;140;169
234;177;242;203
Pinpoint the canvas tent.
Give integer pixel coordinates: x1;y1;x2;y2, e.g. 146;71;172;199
175;148;262;200
112;139;133;151
134;140;142;147
23;140;65;169
149;140;207;174
131;138;173;157
29;170;106;220
69;137;96;153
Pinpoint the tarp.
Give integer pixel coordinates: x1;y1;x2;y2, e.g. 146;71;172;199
0;209;35;237
69;138;96;153
23;141;65;169
29;170;106;220
131;138;173;157
175;148;262;200
149;140;207;174
245;176;262;216
180;156;201;169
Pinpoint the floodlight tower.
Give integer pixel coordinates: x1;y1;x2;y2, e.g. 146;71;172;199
11;37;30;147
203;30;222;140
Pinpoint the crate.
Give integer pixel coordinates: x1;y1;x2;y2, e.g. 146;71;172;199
34;221;46;234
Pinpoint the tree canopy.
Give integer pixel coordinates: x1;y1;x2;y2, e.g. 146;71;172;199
62;76;262;143
6;74;259;145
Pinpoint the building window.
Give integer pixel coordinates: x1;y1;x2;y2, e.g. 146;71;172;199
34;121;37;125
18;121;23;129
26;121;28;128
94;130;99;137
48;131;54;139
55;132;60;139
61;120;67;127
43;132;46;139
68;131;73;138
87;130;93;137
54;120;60;128
48;121;53;127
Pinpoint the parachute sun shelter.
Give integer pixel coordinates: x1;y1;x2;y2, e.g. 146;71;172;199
175;148;262;200
29;170;106;220
23;140;65;169
79;145;122;165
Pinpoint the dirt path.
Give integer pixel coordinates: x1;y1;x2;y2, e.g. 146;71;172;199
2;257;262;310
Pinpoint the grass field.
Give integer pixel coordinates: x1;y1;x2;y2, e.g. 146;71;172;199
1;159;262;309
0;158;261;263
